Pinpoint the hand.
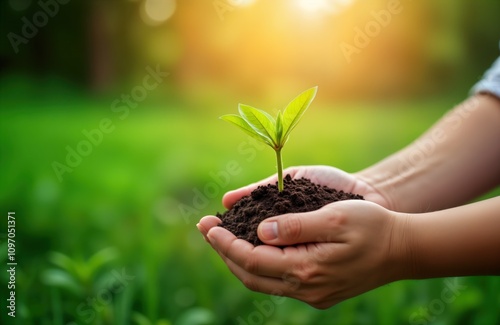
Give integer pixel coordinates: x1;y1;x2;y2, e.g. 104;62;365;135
198;200;408;309
222;165;391;209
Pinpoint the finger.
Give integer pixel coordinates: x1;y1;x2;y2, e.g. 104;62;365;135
257;203;350;246
207;226;308;278
197;216;221;235
222;174;278;209
223;256;295;296
222;167;302;209
197;216;221;241
221;244;347;303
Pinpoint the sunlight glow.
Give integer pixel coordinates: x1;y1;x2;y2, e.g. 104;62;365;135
296;0;330;12
228;0;257;8
142;0;176;26
171;0;426;101
295;0;354;15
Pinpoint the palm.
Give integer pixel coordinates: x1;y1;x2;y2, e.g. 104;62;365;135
223;165;390;209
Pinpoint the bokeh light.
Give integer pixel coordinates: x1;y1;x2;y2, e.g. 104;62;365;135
296;0;331;12
229;0;257;7
1;1;499;324
141;0;176;26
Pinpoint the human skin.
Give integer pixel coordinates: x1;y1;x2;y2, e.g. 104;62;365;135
197;94;500;309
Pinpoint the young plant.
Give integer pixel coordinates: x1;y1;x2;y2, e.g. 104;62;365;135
220;86;318;191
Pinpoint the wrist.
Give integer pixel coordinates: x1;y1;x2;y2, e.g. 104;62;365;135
354;168;401;211
394;198;500;279
385;212;417;282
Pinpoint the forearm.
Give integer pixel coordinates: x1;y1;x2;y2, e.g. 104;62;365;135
356;94;500;212
400;196;500;279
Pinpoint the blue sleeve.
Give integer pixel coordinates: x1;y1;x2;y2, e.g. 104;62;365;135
470;41;500;99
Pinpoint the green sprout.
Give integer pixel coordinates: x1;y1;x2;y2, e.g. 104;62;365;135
220;86;318;192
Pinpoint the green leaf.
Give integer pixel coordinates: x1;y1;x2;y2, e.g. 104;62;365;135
49;251;78;277
238;104;277;146
282;86;318;139
220;114;274;147
132;312;153;325
276;111;284;146
87;247;119;276
41;268;83;296
220;87;318;192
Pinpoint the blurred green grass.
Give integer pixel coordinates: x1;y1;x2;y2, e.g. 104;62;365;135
0;93;499;325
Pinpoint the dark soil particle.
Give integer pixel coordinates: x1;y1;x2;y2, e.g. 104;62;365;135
217;175;364;246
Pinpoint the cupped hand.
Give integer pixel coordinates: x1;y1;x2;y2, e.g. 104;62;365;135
197;200;409;309
222;165;391;210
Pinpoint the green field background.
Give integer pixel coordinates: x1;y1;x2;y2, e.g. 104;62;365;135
1;85;499;324
1;0;500;324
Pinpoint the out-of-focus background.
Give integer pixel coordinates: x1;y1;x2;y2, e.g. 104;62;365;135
1;0;499;324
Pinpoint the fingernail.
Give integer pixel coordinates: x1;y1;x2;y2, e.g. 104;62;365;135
207;233;216;245
260;221;278;240
196;224;209;243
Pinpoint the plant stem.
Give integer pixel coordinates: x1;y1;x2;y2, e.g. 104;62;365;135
276;148;283;191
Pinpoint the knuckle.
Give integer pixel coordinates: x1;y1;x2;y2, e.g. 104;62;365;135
292;260;317;284
280;216;302;242
325;209;347;229
282;271;301;290
242;254;259;274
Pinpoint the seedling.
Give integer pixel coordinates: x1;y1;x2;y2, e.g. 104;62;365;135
220;86;318;191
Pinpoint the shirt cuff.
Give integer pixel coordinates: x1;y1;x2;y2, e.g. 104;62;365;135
470;43;500;99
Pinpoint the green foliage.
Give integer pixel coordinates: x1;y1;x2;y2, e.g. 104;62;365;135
43;247;119;290
220;86;318;191
2;93;500;325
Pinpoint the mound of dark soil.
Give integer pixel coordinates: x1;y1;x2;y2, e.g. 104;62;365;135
217;175;364;246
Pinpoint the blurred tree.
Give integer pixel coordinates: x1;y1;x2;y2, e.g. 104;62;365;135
1;0;499;101
88;1;115;93
0;0;87;82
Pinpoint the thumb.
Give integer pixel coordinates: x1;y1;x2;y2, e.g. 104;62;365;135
257;205;344;246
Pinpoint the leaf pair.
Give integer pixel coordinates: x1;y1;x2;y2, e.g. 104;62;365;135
220;86;318;191
220;86;318;150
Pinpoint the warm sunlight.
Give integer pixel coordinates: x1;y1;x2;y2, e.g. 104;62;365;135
296;0;330;12
295;0;354;16
162;0;444;101
141;0;176;25
230;0;257;7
